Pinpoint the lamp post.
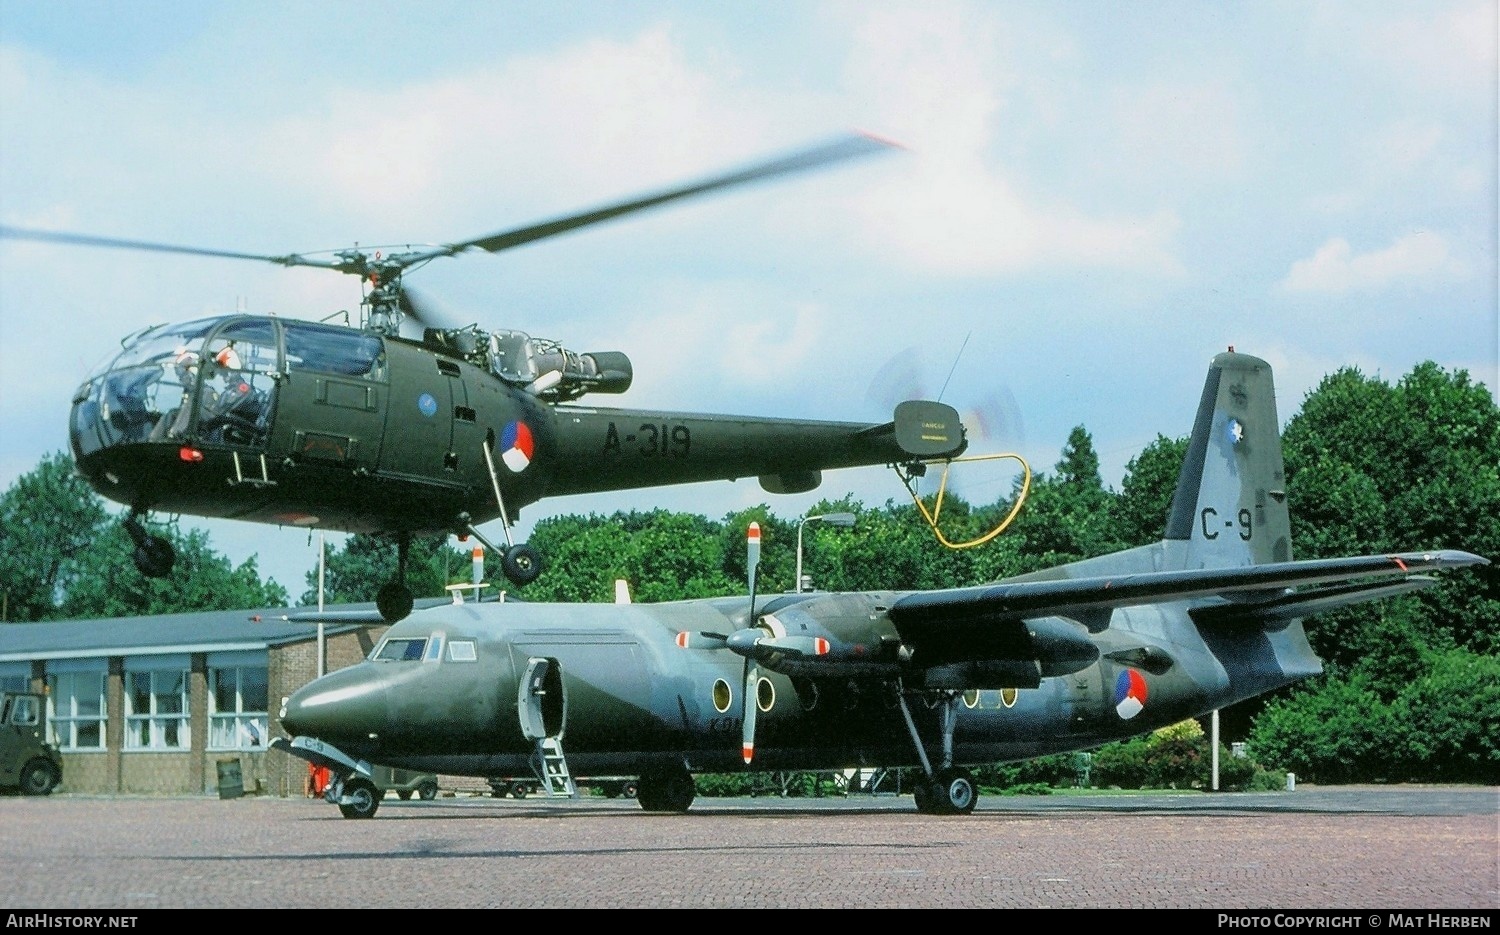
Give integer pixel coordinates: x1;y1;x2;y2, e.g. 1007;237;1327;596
794;512;856;593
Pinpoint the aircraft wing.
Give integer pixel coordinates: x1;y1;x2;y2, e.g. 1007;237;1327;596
888;549;1489;632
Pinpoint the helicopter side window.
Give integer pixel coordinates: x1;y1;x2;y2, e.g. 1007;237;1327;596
283;322;385;380
374;637;428;662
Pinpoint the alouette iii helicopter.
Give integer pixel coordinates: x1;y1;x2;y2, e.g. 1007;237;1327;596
2;133;968;621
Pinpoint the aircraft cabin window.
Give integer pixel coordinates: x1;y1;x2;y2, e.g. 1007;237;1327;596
283;322;385;379
375;638;427;662
448;641;477;662
424;634;445;662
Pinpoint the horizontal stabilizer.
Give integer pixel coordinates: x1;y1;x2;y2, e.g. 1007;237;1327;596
890;550;1489;627
856;400;967;459
1191;576;1442;628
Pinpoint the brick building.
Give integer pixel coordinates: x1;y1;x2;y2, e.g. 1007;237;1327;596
0;604;422;797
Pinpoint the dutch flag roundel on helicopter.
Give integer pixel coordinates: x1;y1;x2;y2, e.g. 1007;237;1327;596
500;421;535;472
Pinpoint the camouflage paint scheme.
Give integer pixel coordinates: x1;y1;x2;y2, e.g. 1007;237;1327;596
276;351;1486;816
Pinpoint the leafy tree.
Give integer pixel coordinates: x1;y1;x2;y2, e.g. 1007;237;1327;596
0;452;108;621
301;534;471;606
1;451;286;619
1008;426;1122;564
1282;362;1500;665
60;523;287;618
1111;434;1188;547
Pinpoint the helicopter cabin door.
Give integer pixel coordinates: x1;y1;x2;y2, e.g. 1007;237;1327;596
376;341;469;493
194;318;280;453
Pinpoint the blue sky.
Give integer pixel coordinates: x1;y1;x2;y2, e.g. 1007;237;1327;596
2;1;1495;598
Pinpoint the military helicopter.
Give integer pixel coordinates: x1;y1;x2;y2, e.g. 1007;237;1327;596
2;133;967;621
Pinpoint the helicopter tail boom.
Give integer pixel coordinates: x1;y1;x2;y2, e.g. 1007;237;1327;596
540;401;965;497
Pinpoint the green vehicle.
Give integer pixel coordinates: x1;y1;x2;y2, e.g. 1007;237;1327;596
1;691;62;795
372;765;438;801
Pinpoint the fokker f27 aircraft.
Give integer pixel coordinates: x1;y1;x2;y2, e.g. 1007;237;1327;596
273;350;1487;817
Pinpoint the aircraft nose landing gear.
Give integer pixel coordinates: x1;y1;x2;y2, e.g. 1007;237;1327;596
125;512;175;579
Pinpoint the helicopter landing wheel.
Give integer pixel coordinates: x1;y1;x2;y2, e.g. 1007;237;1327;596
502;544;543;586
132;536;175;578
124;514;175;578
377;580;414;622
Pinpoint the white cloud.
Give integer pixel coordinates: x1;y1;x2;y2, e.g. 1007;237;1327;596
835;4;1184;277
1280;231;1467;294
1366;1;1498;98
1108;81;1247;183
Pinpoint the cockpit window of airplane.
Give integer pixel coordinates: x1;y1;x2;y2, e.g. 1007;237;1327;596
374;638;427;662
447;640;477;662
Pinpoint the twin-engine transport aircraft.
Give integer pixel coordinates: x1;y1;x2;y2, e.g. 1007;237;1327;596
273;350;1487;818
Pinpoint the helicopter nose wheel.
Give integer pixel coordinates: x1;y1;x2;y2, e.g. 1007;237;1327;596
501;544;543;586
377;580;414;623
124;513;175;578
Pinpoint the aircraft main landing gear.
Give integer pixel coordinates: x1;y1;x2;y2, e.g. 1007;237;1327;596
894;683;981;816
636;764;695;813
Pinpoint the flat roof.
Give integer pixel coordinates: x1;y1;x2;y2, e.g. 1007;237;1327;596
0;599;446;662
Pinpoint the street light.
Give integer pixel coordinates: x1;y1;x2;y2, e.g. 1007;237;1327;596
794;512;856;593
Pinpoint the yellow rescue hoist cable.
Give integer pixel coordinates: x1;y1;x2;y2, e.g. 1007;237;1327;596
898;452;1032;550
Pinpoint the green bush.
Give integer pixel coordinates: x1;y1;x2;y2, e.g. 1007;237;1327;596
1091;736;1153;788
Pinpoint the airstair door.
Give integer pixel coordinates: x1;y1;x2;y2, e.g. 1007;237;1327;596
517;657;566;742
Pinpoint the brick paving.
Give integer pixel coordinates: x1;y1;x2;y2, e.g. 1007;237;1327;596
1;787;1495;909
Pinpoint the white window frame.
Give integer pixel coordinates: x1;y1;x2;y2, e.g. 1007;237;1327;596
47;666;108;751
207;663;269;751
124;666;190;751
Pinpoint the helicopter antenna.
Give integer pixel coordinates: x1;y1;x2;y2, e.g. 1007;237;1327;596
936;331;971;403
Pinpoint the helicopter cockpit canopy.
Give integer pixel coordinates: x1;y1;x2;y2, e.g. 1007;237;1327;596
70;315;386;463
421;325;632;402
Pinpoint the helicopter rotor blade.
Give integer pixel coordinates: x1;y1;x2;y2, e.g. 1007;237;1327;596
400;131;902;267
397;284;466;332
0;225;343;270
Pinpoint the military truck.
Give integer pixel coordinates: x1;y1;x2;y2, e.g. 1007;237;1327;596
1;690;62;795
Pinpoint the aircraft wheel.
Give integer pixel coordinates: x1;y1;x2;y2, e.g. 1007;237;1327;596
502;544;543;586
638;766;695;813
132;536;175;579
934;768;977;816
19;759;59;796
376;580;414;622
338;778;381;819
417;780;439;801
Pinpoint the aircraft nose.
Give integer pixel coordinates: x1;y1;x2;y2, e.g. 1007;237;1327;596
279;667;388;742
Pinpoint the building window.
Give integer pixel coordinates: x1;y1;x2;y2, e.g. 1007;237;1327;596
208;665;269;750
49;670;107;750
125;669;190;750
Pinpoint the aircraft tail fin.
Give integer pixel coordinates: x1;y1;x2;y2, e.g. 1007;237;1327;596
1164;350;1291;568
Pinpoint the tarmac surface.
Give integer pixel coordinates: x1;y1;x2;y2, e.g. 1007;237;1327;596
2;786;1496;910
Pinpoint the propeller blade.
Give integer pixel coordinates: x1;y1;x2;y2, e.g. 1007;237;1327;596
0;225;342;270
401;132;901;266
741;659;759;765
